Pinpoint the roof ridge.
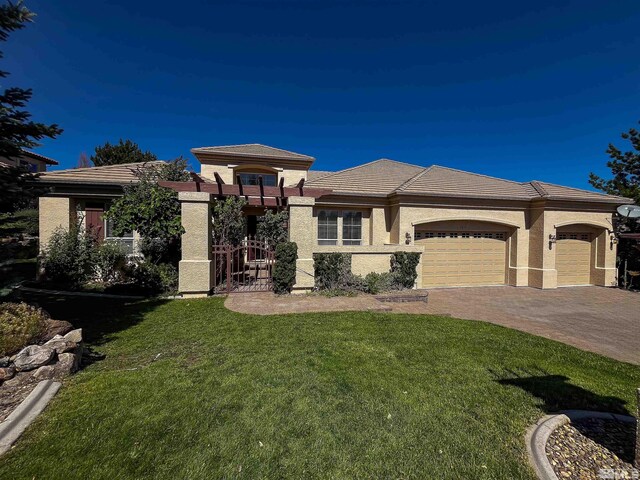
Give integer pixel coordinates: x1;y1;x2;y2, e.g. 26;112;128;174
191;143;313;159
305;158;422;185
43;161;164;175
528;180;549;197
394;165;434;192
428;164;529;186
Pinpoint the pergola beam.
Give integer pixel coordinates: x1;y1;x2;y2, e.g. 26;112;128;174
158;180;331;199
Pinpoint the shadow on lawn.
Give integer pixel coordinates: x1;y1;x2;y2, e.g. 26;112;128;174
491;368;631;415
9;289;168;347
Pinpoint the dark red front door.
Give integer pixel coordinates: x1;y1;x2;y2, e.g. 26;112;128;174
85;204;104;242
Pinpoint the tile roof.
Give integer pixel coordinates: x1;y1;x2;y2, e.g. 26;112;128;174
307;170;334;182
307;161;633;204
191;143;314;161
530;181;632;204
38;161;165;185
21;149;59;165
304;159;425;196
397;165;539;200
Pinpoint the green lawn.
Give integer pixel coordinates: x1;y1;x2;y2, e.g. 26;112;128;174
0;294;638;480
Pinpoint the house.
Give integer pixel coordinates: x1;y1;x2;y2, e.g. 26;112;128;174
36;143;633;296
0;149;59;172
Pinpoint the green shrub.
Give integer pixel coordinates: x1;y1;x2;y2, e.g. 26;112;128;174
364;271;400;294
129;262;178;295
391;252;421;289
257;209;289;246
0;302;48;356
273;242;297;294
313;253;352;290
40;223;96;286
94;241;127;283
0;209;38;238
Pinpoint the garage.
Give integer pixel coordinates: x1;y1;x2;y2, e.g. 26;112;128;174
415;225;508;288
556;232;592;286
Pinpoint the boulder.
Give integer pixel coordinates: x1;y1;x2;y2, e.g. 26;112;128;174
55;353;78;377
32;365;55;381
13;345;55;372
0;366;15;382
40;319;74;343
0;356;9;368
63;328;83;344
44;336;77;355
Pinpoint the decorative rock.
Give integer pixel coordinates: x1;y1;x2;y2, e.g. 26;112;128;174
3;371;31;388
43;336;77;355
0;366;16;382
53;353;78;377
63;329;83;344
32;365;55;381
40;319;73;342
0;357;10;368
13;345;55;372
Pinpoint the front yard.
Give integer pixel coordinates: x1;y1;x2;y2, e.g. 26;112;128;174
0;294;638;479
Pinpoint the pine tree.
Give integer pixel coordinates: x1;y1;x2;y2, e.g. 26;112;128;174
90;139;157;166
0;1;62;212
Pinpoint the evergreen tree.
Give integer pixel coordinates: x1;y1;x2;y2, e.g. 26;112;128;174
0;1;62;212
90;139;157;166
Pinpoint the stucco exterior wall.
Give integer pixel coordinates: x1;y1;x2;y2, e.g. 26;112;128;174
200;162;308;186
38;196;77;252
178;192;213;297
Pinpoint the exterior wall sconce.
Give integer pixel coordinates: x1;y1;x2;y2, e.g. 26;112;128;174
405;232;412;245
548;234;556;250
610;233;618;248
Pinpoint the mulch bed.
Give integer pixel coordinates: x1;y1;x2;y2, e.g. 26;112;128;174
546;417;637;479
0;373;40;422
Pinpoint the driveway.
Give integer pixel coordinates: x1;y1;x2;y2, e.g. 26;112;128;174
395;286;640;365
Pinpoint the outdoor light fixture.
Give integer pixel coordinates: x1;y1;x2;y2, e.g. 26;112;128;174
548;234;556;250
405;232;412;245
610;233;618;245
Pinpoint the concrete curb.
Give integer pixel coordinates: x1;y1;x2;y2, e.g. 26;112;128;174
0;380;61;456
526;410;637;480
16;285;145;300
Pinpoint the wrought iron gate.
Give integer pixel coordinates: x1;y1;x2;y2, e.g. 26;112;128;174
212;237;274;294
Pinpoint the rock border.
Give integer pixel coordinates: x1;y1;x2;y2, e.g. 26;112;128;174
526;410;637;480
0;380;61;456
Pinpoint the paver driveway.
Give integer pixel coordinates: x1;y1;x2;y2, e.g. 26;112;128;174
396;286;640;365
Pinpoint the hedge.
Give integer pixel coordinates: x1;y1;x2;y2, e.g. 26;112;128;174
273;242;297;294
391;251;421;289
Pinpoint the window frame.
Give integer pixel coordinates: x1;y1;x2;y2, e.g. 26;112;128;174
104;217;135;254
317;209;339;246
341;211;362;246
236;172;277;187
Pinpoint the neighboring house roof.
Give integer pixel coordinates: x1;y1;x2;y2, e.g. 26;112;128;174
307;170;334;182
38;161;165;186
306;160;633;204
191;143;314;161
304;159;425;196
21;149;59;165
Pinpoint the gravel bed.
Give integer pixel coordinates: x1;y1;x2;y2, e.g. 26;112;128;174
0;374;40;422
546;417;637;479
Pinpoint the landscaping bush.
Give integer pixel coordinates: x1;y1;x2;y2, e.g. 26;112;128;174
257;209;289;246
391;252;421;289
128;262;178;295
0;209;38;238
40;223;96;286
273;242;297;294
364;271;400;294
0;302;48;356
313;253;353;290
94;241;127;283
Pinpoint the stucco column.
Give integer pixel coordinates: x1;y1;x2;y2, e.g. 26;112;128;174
288;196;316;291
528;205;557;289
178;192;213;298
38;196;77;253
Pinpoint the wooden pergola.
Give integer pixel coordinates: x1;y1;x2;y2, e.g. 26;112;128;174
159;173;331;207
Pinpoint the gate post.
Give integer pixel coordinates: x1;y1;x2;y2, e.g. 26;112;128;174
178;192;213;298
288;196;316;291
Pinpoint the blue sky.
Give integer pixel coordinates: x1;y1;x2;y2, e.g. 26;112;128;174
5;0;640;189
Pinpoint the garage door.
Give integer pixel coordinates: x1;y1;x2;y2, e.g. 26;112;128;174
416;231;507;287
556;232;592;286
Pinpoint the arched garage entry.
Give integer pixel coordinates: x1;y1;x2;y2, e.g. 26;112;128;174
414;219;517;288
555;223;607;287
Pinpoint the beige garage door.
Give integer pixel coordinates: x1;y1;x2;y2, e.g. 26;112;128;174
556;232;592;286
416;231;507;287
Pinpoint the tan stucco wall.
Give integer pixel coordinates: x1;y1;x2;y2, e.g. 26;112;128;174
38;196;77;252
200;162;308;186
289;196;317;289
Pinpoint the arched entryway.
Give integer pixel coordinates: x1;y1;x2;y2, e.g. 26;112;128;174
414;219;516;288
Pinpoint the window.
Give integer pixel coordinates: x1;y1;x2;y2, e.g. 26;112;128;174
318;210;338;245
237;172;277;186
342;211;362;246
105;218;134;254
20;160;38;173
